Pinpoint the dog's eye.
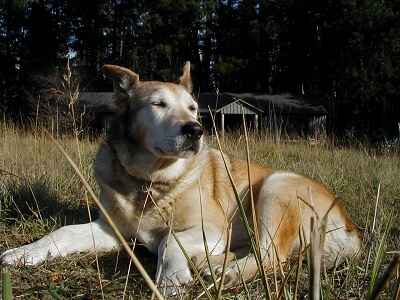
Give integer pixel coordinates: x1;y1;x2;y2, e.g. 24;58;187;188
189;105;197;112
152;101;167;108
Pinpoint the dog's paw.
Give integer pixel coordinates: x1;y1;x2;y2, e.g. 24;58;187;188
213;263;241;287
158;268;193;296
0;246;49;266
201;263;222;279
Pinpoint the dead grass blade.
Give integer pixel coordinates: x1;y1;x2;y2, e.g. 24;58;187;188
395;273;400;300
208;107;271;298
124;190;149;300
242;111;265;274
294;226;305;299
45;130;165;300
277;261;297;299
59;59;105;299
198;182;218;294
146;193;214;300
308;189;335;300
152;206;174;300
371;182;381;234
216;224;233;299
193;222;233;300
309;216;321;300
241;110;260;247
365;182;382;280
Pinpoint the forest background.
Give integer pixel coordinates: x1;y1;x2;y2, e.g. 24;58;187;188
1;0;400;139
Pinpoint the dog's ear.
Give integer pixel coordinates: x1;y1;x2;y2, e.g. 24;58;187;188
102;65;140;113
178;61;192;94
103;64;139;94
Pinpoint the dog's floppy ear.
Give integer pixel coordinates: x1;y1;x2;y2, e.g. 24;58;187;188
178;61;192;94
103;64;140;95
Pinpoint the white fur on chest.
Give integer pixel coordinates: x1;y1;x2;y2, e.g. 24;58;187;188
103;188;171;253
95;144;209;253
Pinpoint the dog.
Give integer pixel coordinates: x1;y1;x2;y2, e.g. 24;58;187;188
0;62;361;295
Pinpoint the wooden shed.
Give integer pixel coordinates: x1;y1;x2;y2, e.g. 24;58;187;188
197;93;264;136
197;92;328;136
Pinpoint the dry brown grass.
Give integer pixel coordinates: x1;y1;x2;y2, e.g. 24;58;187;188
0;123;399;299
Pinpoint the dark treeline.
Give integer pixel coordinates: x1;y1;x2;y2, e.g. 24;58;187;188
1;0;400;138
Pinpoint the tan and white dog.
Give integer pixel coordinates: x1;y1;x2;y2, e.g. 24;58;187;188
0;63;361;295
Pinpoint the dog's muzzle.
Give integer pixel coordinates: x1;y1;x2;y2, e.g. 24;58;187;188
181;122;203;140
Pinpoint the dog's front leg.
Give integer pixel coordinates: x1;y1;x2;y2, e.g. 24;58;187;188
156;225;225;296
1;219;120;266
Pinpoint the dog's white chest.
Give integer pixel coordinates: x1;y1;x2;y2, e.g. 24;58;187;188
118;193;174;252
136;228;162;252
135;206;173;252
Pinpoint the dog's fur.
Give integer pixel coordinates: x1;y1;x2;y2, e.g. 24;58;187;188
1;63;361;295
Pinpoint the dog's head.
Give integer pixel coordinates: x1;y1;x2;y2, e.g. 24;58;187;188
103;62;203;159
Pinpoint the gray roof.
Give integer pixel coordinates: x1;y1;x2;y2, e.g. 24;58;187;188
79;92;113;107
197;93;263;114
198;92;327;116
77;92;115;113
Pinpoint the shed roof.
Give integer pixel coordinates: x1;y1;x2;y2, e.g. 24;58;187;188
227;93;327;116
198;92;327;116
79;92;113;107
197;93;263;114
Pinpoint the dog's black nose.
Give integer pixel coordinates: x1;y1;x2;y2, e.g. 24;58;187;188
181;122;203;139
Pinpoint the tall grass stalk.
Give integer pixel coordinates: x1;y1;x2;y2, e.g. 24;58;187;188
242;111;264;273
124;191;150;300
1;267;12;300
46;131;165;300
294;226;305;299
216;224;233;299
198;182;219;293
395;275;400;300
209;108;271;298
367;214;394;299
146;192;214;300
368;254;399;300
60;60;105;299
365;183;382;281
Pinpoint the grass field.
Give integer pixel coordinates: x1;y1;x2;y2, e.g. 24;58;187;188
0;121;399;299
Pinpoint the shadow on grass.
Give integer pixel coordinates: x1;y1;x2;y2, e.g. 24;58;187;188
0;178;158;280
1;178;97;226
1;246;158;299
98;246;157;279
